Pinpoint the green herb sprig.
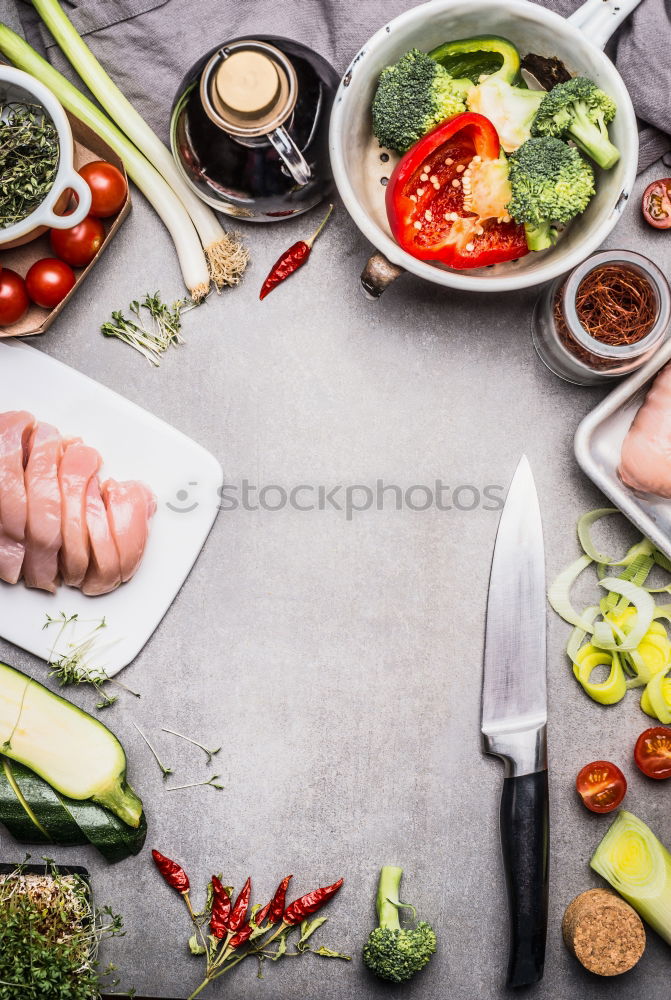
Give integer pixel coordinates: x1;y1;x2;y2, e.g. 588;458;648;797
0;102;59;228
101;292;195;366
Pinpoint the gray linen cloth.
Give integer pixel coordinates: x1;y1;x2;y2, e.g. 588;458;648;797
1;0;669;169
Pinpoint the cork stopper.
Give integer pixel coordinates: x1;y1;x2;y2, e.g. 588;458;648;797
562;889;646;976
214;51;280;118
200;41;297;138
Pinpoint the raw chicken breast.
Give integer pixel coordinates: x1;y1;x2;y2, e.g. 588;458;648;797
0;411;35;541
59;441;102;587
101;479;156;583
82;477;120;596
0;528;24;585
620;363;671;498
23;422;63;593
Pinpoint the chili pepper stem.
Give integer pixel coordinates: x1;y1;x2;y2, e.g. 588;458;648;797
305;203;334;249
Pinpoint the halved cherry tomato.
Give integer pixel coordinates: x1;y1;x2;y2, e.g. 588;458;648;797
642;178;671;230
0;268;29;326
386;112;528;270
50;214;105;268
78;160;127;218
26;259;76;309
576;760;627;814
634;726;671;779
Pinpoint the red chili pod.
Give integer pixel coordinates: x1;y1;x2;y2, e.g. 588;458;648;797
227;877;252;932
229;922;254;949
259;205;333;300
152;850;190;894
283;878;344;925
210;876;231;939
268;875;293;924
254;902;271;926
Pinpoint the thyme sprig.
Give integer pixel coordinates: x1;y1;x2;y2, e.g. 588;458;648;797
0;102;59;228
101;292;196;366
43;612;138;710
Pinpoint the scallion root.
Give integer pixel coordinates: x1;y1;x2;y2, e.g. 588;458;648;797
205;235;250;290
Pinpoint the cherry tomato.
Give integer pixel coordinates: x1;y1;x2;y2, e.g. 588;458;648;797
0;268;29;326
642;178;671;230
50;214;105;268
78;160;127;218
576;760;627;814
634;726;671;779
25;259;76;309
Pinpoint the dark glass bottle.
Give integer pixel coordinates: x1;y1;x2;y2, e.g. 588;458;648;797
170;36;339;221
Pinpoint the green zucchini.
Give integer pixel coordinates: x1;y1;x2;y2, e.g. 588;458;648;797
0;757;51;844
57;795;147;863
430;35;522;85
0;661;142;828
0;756;147;862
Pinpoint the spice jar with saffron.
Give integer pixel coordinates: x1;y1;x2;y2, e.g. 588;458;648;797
532;250;671;386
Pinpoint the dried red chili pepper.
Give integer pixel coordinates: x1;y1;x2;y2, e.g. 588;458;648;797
210;876;231;939
259;204;333;301
228;922;254;949
283;878;344;925
268;875;293;924
227;877;252;932
152;850;190;894
255;901;271;926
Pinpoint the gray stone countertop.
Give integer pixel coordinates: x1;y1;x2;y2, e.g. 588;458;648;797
1;158;671;1000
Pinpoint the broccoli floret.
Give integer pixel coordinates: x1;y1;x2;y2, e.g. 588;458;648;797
467;76;544;152
362;866;436;983
507;136;595;251
372;49;471;152
531;76;619;170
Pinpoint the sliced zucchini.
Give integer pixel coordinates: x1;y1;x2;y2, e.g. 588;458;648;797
11;758;87;846
0;756;51;844
57;795;147;863
0;661;142;827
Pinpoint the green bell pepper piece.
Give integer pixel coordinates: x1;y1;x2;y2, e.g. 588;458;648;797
429;35;522;85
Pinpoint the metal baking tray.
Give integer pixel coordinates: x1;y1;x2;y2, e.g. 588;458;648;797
575;337;671;560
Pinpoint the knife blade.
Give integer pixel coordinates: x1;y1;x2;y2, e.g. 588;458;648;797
481;454;549;989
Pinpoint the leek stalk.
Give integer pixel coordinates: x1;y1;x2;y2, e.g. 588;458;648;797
31;0;248;290
0;26;211;301
591;810;671;945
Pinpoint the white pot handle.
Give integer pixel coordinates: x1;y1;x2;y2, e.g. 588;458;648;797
568;0;644;50
41;170;92;229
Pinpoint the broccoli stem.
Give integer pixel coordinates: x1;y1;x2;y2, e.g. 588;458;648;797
524;221;557;252
568;105;620;170
376;866;403;931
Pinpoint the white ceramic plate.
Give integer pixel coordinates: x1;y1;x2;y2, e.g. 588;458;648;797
0;340;222;676
575;338;671;560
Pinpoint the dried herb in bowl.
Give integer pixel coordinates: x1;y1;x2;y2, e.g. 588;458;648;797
0;102;59;228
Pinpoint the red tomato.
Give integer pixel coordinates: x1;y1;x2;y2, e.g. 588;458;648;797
25;259;76;309
0;268;29;326
50;215;105;267
642;179;671;230
634;727;671;779
386;112;529;270
576;761;627;814
78;160;127;218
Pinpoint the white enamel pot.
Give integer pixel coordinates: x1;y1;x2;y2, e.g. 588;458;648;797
329;0;642;295
0;66;91;249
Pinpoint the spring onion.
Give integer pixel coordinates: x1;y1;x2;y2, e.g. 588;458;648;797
591;810;671;945
0;26;210;301
31;0;248;290
550;509;671;716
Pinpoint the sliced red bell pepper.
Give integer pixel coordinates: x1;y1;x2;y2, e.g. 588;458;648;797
386;112;528;270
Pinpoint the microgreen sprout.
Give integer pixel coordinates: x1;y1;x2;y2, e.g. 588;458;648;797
167;776;225;792
132;723;174;778
43;612;138;709
161;728;222;763
101;292;196;366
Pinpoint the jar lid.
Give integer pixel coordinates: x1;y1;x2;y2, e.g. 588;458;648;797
200;41;297;137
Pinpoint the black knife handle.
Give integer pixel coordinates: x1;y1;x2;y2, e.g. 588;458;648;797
500;769;549;989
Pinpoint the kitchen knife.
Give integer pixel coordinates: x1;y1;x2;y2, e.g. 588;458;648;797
481;455;549;988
